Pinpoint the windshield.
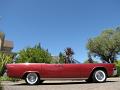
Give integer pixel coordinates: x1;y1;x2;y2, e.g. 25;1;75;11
69;59;81;64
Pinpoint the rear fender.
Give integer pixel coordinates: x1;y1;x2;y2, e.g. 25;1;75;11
89;67;108;78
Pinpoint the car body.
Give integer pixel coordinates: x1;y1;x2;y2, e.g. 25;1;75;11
6;63;117;85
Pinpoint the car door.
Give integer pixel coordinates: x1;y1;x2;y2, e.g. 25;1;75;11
61;64;81;78
42;64;63;78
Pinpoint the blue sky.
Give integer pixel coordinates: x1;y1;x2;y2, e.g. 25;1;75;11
0;0;120;62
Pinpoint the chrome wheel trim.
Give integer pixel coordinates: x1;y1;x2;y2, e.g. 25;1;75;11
95;70;106;82
26;73;38;85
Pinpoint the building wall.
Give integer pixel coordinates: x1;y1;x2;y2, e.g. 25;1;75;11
0;39;2;50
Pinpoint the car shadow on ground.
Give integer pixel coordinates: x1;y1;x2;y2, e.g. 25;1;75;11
11;80;118;86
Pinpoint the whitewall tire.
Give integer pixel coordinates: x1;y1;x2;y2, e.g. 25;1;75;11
92;70;107;83
25;73;39;85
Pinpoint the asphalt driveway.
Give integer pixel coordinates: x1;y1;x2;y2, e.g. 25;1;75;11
1;78;120;90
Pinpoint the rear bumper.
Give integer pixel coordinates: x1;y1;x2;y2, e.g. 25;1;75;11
112;68;117;76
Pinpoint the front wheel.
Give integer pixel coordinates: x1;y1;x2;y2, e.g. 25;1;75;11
92;70;107;83
25;73;39;85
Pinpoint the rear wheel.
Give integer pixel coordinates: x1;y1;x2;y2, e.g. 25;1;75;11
92;70;107;83
25;73;39;85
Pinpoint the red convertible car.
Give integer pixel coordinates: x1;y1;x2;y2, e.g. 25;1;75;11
6;63;117;85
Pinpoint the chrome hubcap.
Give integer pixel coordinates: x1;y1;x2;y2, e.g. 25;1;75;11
95;70;106;82
26;73;38;84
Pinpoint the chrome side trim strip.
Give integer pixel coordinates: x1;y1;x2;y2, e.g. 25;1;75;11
41;78;87;80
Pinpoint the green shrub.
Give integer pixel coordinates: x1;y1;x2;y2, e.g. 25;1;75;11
0;53;13;76
116;66;120;76
17;43;52;63
0;76;21;82
115;60;120;77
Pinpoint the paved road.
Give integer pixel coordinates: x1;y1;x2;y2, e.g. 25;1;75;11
1;78;120;90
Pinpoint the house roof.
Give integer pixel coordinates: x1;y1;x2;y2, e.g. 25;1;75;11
3;40;13;48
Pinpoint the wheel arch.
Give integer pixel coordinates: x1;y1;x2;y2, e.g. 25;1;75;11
22;71;40;79
89;67;108;79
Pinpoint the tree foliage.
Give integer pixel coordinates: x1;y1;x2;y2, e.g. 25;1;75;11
64;47;74;56
58;48;75;64
87;27;120;63
115;60;120;76
59;52;65;63
64;47;74;63
16;43;52;63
